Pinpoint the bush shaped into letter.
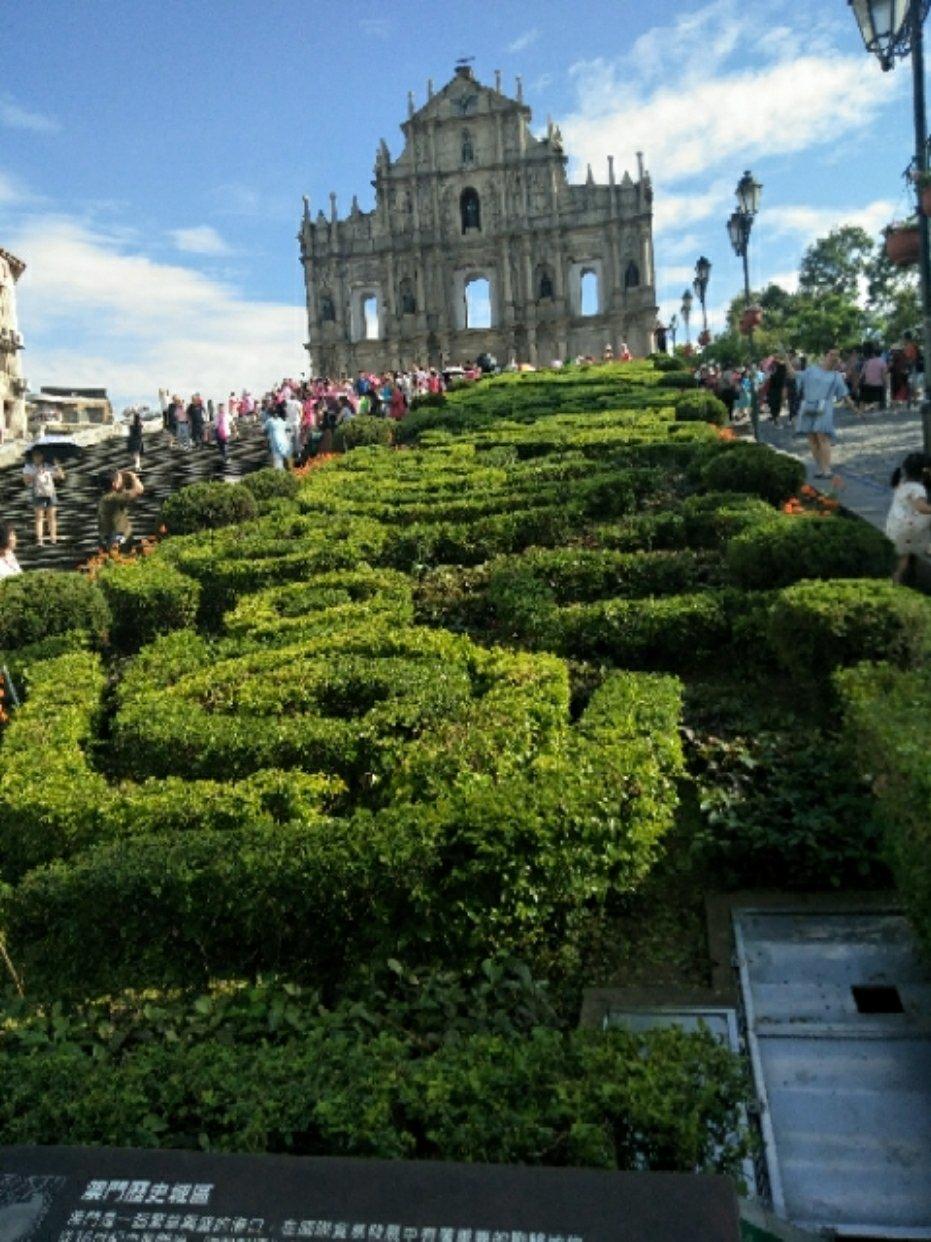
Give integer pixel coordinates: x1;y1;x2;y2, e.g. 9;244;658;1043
675;392;728;426
699;442;805;506
767;578;931;677
97;558;201;651
160;481;258;535
727;515;894;590
0;571;109;651
223;568;413;642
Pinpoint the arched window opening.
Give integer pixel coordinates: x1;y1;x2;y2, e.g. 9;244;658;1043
399;278;416;316
580;269;599;317
464;277;491;329
363;295;379;340
538;269;554;300
624;261;640;289
461;130;475;165
460;187;481;233
320;291;335;323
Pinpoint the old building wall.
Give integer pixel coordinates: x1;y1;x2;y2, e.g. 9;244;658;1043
0;247;27;438
300;67;657;377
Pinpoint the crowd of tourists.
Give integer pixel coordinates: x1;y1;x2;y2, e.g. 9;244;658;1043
693;334;924;427
3;345;930;584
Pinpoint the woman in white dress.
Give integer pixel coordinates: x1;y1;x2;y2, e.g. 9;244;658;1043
0;523;22;577
885;452;931;583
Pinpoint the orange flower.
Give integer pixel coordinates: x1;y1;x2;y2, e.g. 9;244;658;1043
800;483;816;498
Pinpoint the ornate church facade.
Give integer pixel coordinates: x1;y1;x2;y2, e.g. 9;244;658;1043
299;65;657;376
0;246;27;438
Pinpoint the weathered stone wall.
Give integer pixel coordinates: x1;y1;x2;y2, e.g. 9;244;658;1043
0;247;26;438
300;67;657;377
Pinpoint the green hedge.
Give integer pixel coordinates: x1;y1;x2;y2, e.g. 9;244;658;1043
0;976;749;1172
334;416;395;452
0;653;111;882
555;590;759;670
699;442;805;505
0;571;109;652
97;557;201;651
3;658;683;994
416;549;726;638
239;467;300;502
675;392;728;426
837;662;931;954
767;579;931;679
160;481;258;535
223;567;413;641
726;515;895;589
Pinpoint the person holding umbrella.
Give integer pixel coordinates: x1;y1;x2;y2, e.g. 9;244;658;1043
22;448;64;547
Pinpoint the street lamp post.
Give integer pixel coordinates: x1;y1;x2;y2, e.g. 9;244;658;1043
693;256;711;339
681;289;693;346
669;313;678;351
849;0;931;454
726;169;763;440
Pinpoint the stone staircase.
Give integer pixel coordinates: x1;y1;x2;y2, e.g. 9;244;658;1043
0;424;272;572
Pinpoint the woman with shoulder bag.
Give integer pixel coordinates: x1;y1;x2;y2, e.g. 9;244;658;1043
797;347;849;478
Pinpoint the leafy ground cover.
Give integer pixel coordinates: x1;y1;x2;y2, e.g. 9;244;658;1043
0;359;926;1165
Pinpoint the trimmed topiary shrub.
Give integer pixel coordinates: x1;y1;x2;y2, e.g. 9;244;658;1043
727;515;894;590
699;442;805;506
767;579;931;678
657;371;697;390
675;392;728;426
555;589;749;670
651;354;688;372
239;467;300;502
0;974;750;1173
0;652;112;882
160;481;258;535
0;571;109;652
837;662;931;956
334;416;395;452
681;492;777;548
96;557;201;651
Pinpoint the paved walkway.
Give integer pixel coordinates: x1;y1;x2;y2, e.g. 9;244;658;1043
0;422;271;573
754;405;925;535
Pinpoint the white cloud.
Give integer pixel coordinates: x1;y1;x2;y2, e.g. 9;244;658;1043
764;199;897;243
358;17;391;38
759;269;800;294
0;96;59;133
657;265;699;286
653;180;732;235
0;169;37;206
561;1;900;185
10;216;305;408
170;225;231;256
508;28;540;53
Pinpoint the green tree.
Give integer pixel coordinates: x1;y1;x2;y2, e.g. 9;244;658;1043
798;226;874;299
865;246;920;344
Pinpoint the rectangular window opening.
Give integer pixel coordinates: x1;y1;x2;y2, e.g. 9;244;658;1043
851;984;904;1014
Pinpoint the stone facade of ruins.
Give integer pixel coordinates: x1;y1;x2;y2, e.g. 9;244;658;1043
299;66;657;376
0;246;27;438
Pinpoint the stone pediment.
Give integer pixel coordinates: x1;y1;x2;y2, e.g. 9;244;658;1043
404;70;526;131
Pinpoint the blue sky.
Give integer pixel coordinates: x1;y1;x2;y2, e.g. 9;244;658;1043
0;0;922;406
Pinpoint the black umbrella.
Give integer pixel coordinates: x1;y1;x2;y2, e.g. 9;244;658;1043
23;435;84;463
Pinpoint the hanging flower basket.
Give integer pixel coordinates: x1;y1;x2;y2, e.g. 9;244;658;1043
921;185;931;217
698;329;711;347
885;223;920;266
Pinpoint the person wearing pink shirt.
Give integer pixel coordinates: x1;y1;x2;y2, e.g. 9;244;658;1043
860;348;888;410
